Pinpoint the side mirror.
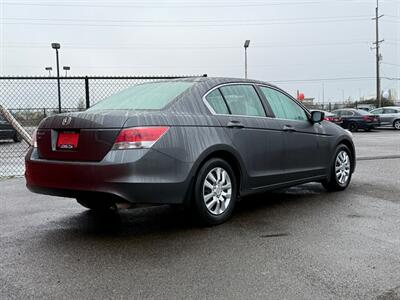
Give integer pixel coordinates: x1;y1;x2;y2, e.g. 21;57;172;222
310;111;325;123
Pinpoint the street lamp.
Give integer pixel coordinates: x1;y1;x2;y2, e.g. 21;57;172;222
51;42;62;113
45;67;52;76
244;40;250;79
63;66;70;76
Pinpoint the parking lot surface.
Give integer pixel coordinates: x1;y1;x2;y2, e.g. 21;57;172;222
1;130;400;299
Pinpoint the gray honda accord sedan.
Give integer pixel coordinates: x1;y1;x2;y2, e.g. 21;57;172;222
26;77;355;225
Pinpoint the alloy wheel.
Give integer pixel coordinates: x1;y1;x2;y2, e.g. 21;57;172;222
202;167;232;215
335;150;351;186
394;120;400;130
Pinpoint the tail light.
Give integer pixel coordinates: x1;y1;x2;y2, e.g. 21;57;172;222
363;116;374;122
32;129;37;148
324;117;334;121
113;126;169;150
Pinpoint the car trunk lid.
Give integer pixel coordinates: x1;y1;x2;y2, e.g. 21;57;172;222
36;110;134;161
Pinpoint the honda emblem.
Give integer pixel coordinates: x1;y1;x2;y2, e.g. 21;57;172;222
61;116;72;126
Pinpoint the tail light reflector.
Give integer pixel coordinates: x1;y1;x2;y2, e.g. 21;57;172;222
32;129;38;148
113;126;169;150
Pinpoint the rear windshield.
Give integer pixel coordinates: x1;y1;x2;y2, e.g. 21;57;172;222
88;81;194;111
356;109;371;115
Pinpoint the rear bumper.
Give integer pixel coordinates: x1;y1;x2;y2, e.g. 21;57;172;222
357;122;379;129
25;148;194;204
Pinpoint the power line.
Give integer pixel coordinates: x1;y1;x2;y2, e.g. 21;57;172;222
2;15;373;24
0;40;372;50
382;62;400;67
0;0;385;8
2;18;373;28
270;76;376;83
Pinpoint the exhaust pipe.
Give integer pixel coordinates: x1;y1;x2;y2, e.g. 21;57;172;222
0;104;33;146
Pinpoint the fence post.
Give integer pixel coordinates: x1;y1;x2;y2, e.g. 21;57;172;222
85;76;90;109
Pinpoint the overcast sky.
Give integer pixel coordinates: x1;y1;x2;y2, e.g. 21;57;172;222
0;0;399;102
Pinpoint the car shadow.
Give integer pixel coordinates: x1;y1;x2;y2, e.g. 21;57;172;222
38;182;329;243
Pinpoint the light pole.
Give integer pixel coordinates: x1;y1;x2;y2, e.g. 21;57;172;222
63;66;70;76
244;40;250;79
51;42;61;113
45;67;52;76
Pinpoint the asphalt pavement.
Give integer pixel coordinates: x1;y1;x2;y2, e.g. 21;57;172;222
1;130;400;299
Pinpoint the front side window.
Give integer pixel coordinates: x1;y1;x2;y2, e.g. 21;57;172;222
259;87;307;121
384;109;397;114
205;89;230;114
219;85;265;117
88;81;194;111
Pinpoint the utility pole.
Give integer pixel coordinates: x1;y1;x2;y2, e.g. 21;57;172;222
372;0;384;107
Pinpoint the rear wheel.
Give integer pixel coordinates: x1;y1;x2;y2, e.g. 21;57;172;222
76;198;116;211
322;144;352;192
393;120;400;130
192;158;237;226
348;122;358;132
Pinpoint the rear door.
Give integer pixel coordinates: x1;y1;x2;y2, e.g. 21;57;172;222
383;108;399;125
204;84;285;188
258;86;328;181
371;108;386;124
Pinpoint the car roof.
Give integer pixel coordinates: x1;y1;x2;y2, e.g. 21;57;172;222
170;76;279;88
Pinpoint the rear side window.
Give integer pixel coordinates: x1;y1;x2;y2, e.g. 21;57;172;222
260;87;307;121
219;85;266;117
205;89;230;114
88;81;194;111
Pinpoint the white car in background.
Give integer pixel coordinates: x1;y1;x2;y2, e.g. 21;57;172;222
370;106;400;130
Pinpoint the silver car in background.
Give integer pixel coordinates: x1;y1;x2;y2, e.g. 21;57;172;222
370;106;400;130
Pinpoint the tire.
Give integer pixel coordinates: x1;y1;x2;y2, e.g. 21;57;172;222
13;133;22;143
192;158;237;226
347;122;358;132
322;144;353;192
76;198;116;211
393;119;400;130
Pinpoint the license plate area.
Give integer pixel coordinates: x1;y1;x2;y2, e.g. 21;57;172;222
56;131;79;150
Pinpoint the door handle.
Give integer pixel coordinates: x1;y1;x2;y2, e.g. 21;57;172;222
283;125;296;132
227;120;245;128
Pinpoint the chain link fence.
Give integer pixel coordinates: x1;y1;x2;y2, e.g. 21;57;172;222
0;75;202;177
